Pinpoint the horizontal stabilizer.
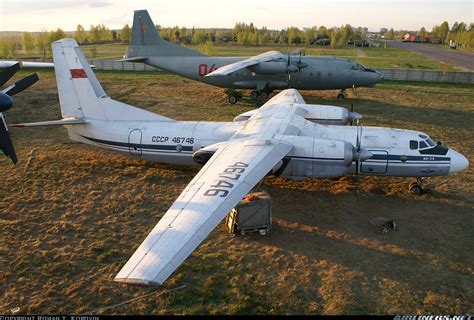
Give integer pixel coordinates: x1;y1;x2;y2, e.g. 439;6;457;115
117;57;148;63
0;61;54;69
10;117;86;127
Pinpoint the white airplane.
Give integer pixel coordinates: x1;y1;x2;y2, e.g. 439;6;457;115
9;39;469;286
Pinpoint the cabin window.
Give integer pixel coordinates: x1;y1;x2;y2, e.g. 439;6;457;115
410;140;418;150
419;141;428;149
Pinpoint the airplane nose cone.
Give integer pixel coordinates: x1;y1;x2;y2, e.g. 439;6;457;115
449;150;469;174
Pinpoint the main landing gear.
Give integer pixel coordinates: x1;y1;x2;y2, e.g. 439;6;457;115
408;177;432;195
226;89;271;104
337;89;348;99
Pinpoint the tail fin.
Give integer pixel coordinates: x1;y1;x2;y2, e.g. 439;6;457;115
125;10;206;59
52;38;172;122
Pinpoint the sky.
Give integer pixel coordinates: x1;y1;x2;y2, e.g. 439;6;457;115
0;0;472;32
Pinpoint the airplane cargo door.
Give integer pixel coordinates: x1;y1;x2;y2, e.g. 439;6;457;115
360;150;388;174
128;129;142;156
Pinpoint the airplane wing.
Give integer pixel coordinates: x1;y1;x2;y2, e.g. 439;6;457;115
115;139;292;285
204;50;285;77
260;88;306;108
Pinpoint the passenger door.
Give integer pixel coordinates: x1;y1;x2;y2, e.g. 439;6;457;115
128;129;142;156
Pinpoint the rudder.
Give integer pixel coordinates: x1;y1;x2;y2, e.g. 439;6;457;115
52;38;173;122
125;10;206;58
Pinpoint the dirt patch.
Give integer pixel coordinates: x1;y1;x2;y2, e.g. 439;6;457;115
0;70;473;315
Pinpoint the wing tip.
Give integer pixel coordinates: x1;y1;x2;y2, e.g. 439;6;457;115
113;277;162;287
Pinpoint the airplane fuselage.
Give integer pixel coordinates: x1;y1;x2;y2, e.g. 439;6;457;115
145;56;382;91
68;118;458;179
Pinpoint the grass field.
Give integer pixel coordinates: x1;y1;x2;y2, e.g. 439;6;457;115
0;70;473;315
13;42;462;71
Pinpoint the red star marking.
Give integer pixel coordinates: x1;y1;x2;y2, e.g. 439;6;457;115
140;22;147;33
70;69;87;78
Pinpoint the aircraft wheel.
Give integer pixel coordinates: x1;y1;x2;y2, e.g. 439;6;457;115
260;91;269;100
228;95;238;104
337;93;346;99
250;91;259;100
409;184;422;195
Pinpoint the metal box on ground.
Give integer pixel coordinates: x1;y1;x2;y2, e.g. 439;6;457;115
226;191;272;235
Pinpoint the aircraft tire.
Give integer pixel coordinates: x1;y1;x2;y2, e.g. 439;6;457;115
228;96;238;104
251;91;259;100
260;91;269;100
337;93;346;99
409;184;422;195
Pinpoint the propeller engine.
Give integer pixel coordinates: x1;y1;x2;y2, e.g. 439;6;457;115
287;48;308;86
0;63;39;164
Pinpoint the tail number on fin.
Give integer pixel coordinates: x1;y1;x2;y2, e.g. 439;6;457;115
198;64;217;77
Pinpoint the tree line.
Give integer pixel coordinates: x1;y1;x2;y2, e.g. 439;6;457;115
0;20;472;58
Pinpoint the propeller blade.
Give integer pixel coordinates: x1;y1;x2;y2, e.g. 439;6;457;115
3;73;39;97
0;62;21;87
0;113;17;164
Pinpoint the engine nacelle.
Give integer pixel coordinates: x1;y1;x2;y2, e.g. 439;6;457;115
234;103;361;125
300;103;361;125
248;62;298;75
274;135;354;179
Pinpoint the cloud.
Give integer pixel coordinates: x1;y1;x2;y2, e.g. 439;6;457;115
1;0;111;14
88;1;112;8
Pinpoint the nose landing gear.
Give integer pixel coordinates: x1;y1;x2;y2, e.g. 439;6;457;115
408;177;432;195
337;89;348;99
225;89;272;104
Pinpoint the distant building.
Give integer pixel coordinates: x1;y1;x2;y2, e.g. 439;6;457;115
380;28;388;34
361;27;369;34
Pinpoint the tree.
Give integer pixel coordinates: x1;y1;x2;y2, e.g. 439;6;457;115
316;26;328;40
439;21;449;42
287;27;302;45
89;25;100;43
120;24;131;43
75;24;87;43
341;24;353;44
304;28;316;45
0;41;16;58
35;31;49;55
385;28;395;40
22;32;33;54
49;28;67;44
198;40;215;55
192;29;207;44
418;27;427;41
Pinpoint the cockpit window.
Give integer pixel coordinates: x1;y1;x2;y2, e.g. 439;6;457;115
409;140;418;150
419;141;428;149
418;134;428;139
426;138;435;147
351;64;365;71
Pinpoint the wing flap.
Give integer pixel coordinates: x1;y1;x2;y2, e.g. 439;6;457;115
114;140;292;285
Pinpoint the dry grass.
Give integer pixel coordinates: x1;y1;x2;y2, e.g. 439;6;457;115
0;70;473;315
